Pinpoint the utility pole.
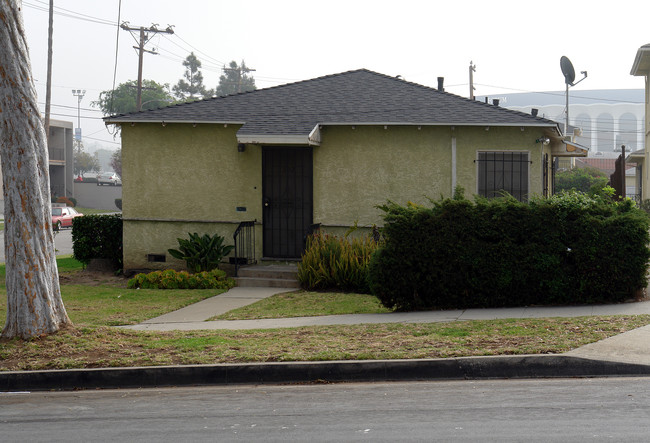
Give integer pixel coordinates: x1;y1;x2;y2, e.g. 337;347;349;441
469;61;476;100
71;89;85;149
44;0;54;142
223;64;256;93
120;23;174;111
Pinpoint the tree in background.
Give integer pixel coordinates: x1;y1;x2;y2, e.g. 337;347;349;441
0;0;72;338
173;52;213;100
555;166;608;194
94;79;173;116
74;150;100;177
111;148;122;177
216;60;256;96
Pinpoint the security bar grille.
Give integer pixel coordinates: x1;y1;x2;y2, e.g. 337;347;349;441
476;152;530;202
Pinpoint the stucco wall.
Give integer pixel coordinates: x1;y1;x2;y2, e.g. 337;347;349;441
455;126;547;200
120;122;548;271
121;123;262;271
314;125;451;227
315;125;547;228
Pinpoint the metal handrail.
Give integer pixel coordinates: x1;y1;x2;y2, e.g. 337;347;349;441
233;220;256;277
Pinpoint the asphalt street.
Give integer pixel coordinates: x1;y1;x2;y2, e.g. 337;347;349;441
0;228;73;263
2;378;650;442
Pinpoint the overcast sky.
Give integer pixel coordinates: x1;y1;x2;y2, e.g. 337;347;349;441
20;0;650;150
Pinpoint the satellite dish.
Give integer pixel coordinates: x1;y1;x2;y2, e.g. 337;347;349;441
560;56;576;86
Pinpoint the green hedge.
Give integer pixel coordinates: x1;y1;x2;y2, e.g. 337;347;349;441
72;214;123;269
127;268;235;290
368;192;650;311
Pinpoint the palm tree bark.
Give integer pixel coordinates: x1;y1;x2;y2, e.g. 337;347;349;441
0;0;71;338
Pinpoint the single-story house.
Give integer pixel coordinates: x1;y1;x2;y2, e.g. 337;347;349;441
105;69;587;272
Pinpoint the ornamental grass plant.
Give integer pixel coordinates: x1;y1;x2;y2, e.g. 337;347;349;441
298;231;381;293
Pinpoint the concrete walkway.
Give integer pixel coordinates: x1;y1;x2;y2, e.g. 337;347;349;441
121;287;650;366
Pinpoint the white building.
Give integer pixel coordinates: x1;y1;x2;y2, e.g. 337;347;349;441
484;89;645;158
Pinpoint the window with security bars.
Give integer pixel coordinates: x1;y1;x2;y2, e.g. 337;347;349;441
477;152;529;201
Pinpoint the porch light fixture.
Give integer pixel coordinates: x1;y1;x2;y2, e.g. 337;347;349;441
237;143;246;152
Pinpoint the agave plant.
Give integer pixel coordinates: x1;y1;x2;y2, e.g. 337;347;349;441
168;232;234;273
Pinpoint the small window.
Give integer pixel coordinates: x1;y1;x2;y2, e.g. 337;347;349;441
477;152;529;201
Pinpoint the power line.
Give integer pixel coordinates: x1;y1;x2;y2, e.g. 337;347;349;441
38;102;102;113
109;0;122;118
166;33;226;67
23;0;116;26
84;136;120;145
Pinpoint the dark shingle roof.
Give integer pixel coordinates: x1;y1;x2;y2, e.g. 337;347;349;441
105;69;559;139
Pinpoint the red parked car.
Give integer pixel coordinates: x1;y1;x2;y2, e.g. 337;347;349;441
51;206;83;231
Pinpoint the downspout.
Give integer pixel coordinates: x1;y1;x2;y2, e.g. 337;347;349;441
451;134;457;194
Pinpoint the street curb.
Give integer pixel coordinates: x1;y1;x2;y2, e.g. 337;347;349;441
2;355;650;391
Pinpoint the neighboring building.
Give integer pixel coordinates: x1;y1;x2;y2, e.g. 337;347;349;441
0;119;74;213
483;89;645;156
48;119;74;200
105;69;587;272
630;44;650;201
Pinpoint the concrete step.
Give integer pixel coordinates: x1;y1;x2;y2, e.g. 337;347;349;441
235;265;300;288
235;276;301;289
236;265;298;280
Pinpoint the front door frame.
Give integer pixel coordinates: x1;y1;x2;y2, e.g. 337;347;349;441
261;146;313;259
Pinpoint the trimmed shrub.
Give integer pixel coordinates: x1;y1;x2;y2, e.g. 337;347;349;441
298;232;380;293
368;191;650;311
127;268;236;290
56;196;74;207
72;214;123;269
555;166;608;194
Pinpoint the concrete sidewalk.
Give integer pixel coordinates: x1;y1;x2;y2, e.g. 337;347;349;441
4;287;650;391
121;287;650;366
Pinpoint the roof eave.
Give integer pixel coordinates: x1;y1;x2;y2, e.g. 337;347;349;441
317;121;558;128
104;119;246;125
553;139;589;157
630;44;650;76
237;134;319;146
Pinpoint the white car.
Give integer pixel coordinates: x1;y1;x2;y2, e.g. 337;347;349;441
97;172;121;186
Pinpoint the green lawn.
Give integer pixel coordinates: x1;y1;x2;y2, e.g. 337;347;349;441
75;207;118;215
214;290;392;320
0;257;225;328
1;257;649;371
